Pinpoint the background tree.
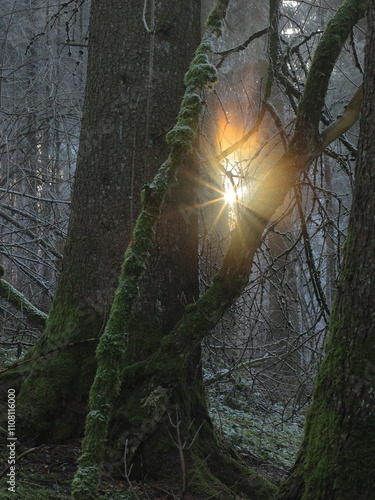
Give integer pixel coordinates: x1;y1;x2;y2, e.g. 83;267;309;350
0;0;87;342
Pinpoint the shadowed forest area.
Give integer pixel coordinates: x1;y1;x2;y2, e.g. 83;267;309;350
1;0;375;498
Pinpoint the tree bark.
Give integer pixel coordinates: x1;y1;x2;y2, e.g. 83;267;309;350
13;0;202;442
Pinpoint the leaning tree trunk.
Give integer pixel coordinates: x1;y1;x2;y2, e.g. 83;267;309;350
11;0;201;442
274;2;375;498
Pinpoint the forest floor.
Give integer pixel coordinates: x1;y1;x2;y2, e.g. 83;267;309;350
0;381;303;499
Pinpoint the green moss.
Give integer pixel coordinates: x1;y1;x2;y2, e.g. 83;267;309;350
296;0;366;132
166;124;196;149
0;364;24;387
95;330;125;362
297;390;375;499
205;0;229;35
188;450;276;500
277;295;375;498
166;93;203;162
16;326;97;441
71;465;100;500
18;350;75;426
195;40;214;55
152;335;183;384
0;278;48;330
184;62;217;89
0;481;68;500
188;458;235;499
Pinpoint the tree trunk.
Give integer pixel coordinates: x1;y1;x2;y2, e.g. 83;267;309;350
275;2;375;498
71;0;365;497
13;0;201;442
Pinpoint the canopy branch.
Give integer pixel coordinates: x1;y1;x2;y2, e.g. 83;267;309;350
320;84;363;150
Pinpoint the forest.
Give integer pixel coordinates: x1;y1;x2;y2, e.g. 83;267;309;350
0;0;375;498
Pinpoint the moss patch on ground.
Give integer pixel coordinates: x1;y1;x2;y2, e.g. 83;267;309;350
207;377;305;473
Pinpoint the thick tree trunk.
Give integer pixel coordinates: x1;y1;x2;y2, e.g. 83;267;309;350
12;0;201;442
275;2;375;498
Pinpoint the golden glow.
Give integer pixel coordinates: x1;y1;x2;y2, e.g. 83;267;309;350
194;102;264;234
215;111;258;210
223;183;237;205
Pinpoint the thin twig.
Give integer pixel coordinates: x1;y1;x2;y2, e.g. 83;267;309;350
123;439;141;500
0;445;46;479
0;187;70;205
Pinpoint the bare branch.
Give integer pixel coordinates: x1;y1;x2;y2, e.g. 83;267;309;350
0;187;71;205
215;28;268;68
320;84;363;150
0;266;48;330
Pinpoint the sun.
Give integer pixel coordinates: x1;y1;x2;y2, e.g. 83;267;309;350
223;185;237;205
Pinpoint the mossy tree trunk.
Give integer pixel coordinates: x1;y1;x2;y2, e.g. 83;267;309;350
72;1;365;498
12;0;201;442
275;2;375;498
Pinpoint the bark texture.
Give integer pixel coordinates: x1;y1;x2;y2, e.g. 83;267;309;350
12;0;201;442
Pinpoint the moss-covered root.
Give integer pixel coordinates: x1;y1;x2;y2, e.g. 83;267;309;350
71;2;230;499
108;371;276;500
191;443;277;500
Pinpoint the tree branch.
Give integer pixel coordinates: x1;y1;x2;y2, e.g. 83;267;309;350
294;0;366;147
320;84;363;150
215;27;268;68
0;266;47;330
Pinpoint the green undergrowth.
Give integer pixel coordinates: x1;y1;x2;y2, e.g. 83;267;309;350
0;478;71;500
206;377;305;470
0;475;144;500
